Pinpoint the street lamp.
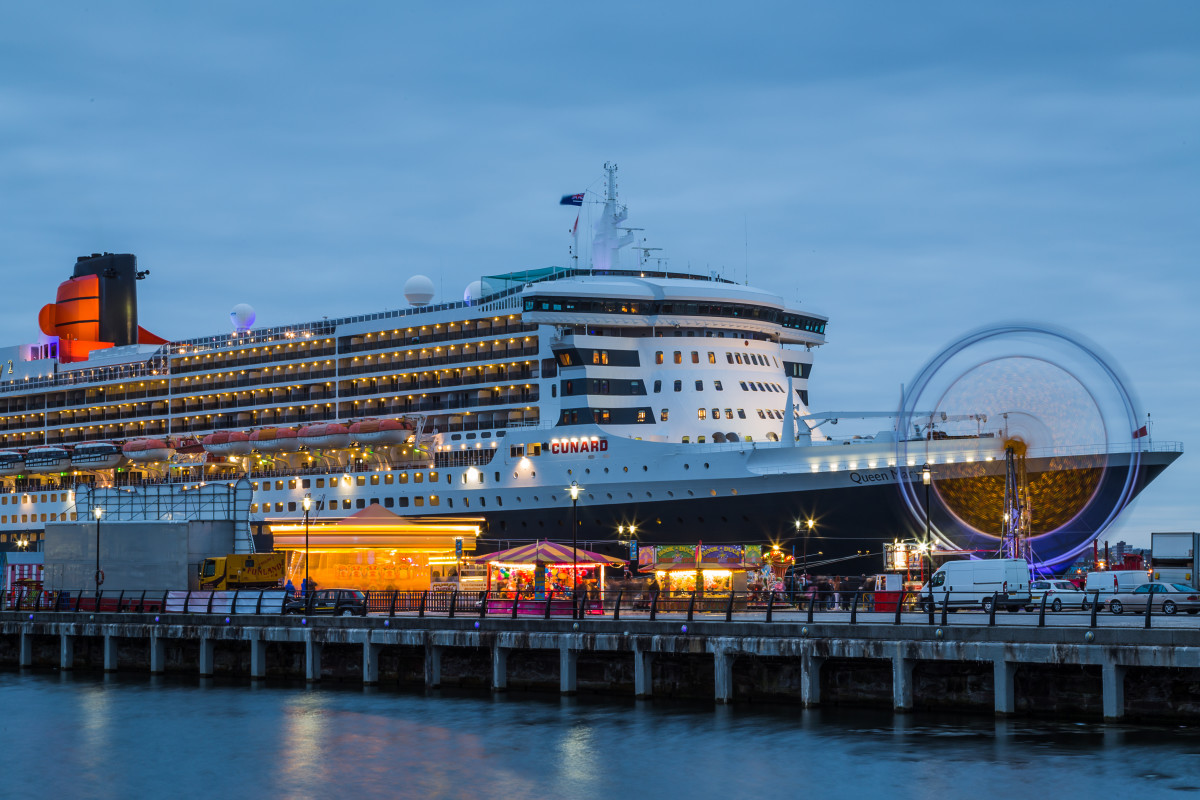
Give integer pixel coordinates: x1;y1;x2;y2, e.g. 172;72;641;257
802;518;814;576
93;506;103;589
921;463;932;546
302;493;312;596
568;481;581;606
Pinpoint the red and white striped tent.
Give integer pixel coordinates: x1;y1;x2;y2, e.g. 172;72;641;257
476;540;625;566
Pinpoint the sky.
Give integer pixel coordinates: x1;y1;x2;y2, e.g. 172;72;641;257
1;2;1197;547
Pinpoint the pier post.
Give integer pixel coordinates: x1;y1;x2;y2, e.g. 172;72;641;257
305;636;323;682
18;631;32;667
1102;661;1126;721
149;633;166;674
425;645;443;689
363;641;381;686
801;654;824;707
198;636;214;677
892;654;915;711
249;635;266;679
103;634;119;672
993;659;1017;715
633;645;654;698
714;650;734;704
59;633;74;670
492;646;509;692
560;643;578;695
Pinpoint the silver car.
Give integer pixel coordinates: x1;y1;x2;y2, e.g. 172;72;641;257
1108;582;1200;616
1030;579;1086;611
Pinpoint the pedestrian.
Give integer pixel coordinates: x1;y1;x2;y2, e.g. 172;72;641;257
284;578;296;597
832;576;842;610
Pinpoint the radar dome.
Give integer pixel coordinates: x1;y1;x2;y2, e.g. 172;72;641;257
463;278;498;305
404;275;435;306
230;304;256;332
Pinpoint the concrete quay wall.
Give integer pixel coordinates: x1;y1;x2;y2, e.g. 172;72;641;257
3;613;1200;723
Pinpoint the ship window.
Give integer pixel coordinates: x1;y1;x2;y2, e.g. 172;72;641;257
385;474;394;485
275;481;284;490
673;380;682;392
724;409;733;419
414;472;424;483
429;495;439;506
341;499;350;509
726;353;733;364
735;354;743;364
698;408;707;420
673;351;682;364
357;475;366;486
451;434;461;441
690;351;699;364
750;383;758;391
654;380;661;393
276;502;285;512
288;502;296;512
695;380;703;391
697;436;706;443
414;496;424;507
430;471;439;481
301;479;311;489
384;497;394;507
712;408;720;419
288;479;297;490
739;381;748;391
714;381;723;391
370;475;379;485
757;409;766;418
398;497;409;507
682;436;690;443
738;409;746;419
510;445;524;458
660;409;669;422
551;385;557;397
399;472;409;483
637;409;647;423
250;504;258;513
655;351;663;364
707;352;716;364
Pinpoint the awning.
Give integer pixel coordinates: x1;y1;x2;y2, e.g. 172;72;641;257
476;540;625;566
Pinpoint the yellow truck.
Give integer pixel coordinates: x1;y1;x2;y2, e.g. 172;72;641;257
198;553;285;590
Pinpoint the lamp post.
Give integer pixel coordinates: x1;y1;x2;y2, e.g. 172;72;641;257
569;481;581;604
93;506;103;589
803;518;814;577
302;493;311;596
921;463;932;546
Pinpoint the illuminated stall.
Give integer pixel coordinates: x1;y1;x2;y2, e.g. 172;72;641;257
476;540;625;600
269;505;481;592
638;544;760;595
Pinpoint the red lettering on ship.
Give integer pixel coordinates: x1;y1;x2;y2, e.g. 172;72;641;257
550;439;609;455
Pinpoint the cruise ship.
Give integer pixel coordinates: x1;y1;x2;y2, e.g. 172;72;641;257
0;167;1181;572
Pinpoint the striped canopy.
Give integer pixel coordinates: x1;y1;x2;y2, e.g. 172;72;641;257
476;540;625;566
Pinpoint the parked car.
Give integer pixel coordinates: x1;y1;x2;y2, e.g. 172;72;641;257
284;589;369;616
1030;579;1087;611
1107;582;1200;616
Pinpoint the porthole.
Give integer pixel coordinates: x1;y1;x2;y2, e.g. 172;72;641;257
710;489;717;496
604;467;610;473
731;488;738;495
642;465;648;471
534;495;539;501
623;466;629;472
684;464;690;470
585;468;591;474
567;469;572;475
627;492;633;498
646;492;652;498
607;493;613;499
688;490;694;496
704;463;709;469
668;491;675;497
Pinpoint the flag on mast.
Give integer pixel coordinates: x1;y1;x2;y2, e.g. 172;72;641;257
1133;425;1149;438
560;193;584;206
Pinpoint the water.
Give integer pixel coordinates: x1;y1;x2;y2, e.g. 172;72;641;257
2;670;1198;799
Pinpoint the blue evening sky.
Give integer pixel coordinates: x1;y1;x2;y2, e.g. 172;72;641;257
2;2;1197;547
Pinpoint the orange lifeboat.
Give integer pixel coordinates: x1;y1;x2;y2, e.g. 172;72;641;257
298;422;351;450
202;430;252;457
350;418;412;445
122;438;175;462
249;427;298;453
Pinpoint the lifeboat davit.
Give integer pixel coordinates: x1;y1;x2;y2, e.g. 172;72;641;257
0;451;25;477
350;418;412;445
123;438;175;462
250;427;299;453
71;441;127;470
25;446;72;474
202;430;253;456
298;422;351;450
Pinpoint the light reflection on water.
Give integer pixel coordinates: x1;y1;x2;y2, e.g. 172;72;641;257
2;670;1199;799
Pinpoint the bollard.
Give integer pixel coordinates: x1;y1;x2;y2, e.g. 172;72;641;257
74;590;84;613
418;590;427;618
614;589;624;621
941;593;950;626
1144;593;1153;629
512;590;521;620
116;590;125;613
649;589;659;621
389;591;398;618
256;590;265;615
160;590;169;614
479;590;490;619
1090;591;1100;627
766;590;775;623
894;591;907;625
807;592;815;623
448;589;458;618
1037;591;1048;627
207;591;216;614
850;592;859;625
988;592;998;626
926;592;935;624
725;591;735;623
687;592;696;622
183;590;191;614
232;590;240;617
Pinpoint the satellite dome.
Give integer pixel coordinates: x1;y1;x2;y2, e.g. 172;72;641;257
404;275;435;306
463;278;497;305
230;304;256;332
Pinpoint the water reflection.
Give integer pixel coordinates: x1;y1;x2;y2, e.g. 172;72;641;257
2;672;1200;799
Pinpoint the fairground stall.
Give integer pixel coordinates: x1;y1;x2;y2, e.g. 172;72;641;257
637;544;763;596
269;505;482;592
476;540;626;602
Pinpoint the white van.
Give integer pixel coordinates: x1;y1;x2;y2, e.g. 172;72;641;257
919;558;1032;612
1083;570;1150;607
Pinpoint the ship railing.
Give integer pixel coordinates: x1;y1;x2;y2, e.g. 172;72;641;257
11;586;1197;629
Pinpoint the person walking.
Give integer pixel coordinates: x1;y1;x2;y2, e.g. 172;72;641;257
284;578;296;597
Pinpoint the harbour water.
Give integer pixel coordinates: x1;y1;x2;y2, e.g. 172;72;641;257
2;671;1198;798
